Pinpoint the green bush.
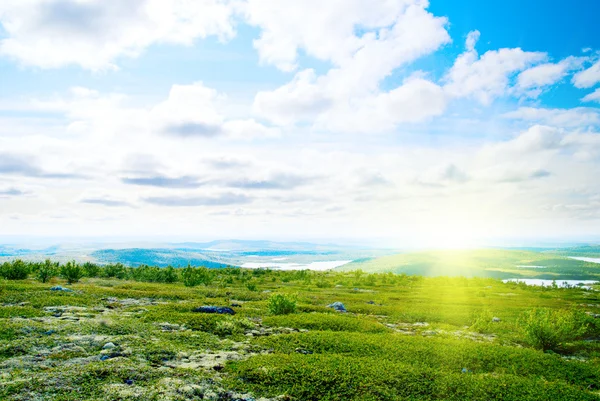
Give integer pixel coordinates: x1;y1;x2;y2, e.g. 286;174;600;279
182;266;212;287
246;282;258;291
162;266;178;283
0;260;29;280
60;261;84;284
82;262;100;277
520;308;587;351
103;263;127;279
315;279;332;288
268;294;297;315
36;259;57;283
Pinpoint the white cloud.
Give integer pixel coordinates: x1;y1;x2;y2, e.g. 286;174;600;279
444;30;546;104
582;88;600;103
0;0;236;70
252;1;450;132
253;69;332;125
242;0;431;72
516;56;586;95
572;60;600;88
315;76;447;133
503;107;600;128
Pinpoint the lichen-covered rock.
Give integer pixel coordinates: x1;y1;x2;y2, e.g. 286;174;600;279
327;302;347;312
50;286;73;292
193;306;235;315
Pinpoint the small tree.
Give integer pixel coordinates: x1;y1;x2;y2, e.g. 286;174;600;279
60;261;84;284
36;259;57;283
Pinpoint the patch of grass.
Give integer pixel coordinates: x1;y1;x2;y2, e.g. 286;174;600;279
263;313;388;333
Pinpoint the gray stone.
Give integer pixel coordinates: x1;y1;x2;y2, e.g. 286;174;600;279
103;342;116;350
492;317;501;322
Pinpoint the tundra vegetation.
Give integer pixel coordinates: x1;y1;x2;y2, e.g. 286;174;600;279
1;259;600;400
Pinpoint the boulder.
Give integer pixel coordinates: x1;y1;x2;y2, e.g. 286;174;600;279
103;342;116;350
492;317;501;322
327;302;347;312
193;306;235;315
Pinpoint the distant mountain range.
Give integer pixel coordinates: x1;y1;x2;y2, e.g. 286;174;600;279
0;239;394;268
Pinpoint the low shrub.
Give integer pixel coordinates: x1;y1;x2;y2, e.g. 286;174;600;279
182;266;213;287
82;262;100;277
0;259;29;280
36;259;57;283
267;294;297;315
520;308;588;351
263;313;388;333
103;263;127;279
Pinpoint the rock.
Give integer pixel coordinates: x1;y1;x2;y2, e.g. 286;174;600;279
492;317;501;322
44;330;56;336
50;286;73;292
125;379;134;386
231;303;242;308
103;342;116;349
295;348;313;355
422;330;437;336
193;306;235;315
366;301;376;305
327;302;347;312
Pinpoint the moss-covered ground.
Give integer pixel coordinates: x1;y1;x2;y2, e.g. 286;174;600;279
1;268;600;400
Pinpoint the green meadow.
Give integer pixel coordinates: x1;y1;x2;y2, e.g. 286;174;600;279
1;259;600;400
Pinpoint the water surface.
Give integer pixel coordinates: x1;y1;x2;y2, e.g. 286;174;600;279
503;278;598;289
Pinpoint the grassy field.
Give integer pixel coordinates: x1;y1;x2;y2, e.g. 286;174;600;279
1;262;600;400
340;248;600;280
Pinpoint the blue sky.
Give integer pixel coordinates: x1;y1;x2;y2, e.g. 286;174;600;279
0;0;599;246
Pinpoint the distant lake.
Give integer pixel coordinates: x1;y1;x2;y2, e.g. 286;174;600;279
515;265;546;269
241;260;352;271
503;278;598;289
569;256;600;264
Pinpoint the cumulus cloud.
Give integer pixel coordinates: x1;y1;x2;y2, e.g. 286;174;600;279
0;152;84;179
80;197;133;207
516;56;586;95
121;175;205;189
503;107;600;128
444;30;546;104
572;60;600;88
0;188;28;197
243;0;442;72
415;163;469;188
225;172;312;190
582;88;600;103
143;193;252;207
250;0;450;132
0;0;236;69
